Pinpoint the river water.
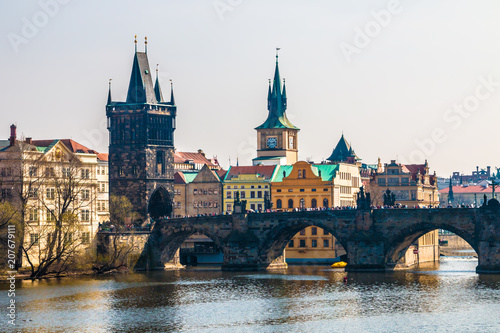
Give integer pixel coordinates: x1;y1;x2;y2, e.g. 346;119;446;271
2;257;500;332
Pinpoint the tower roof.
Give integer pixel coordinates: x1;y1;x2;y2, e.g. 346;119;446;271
126;52;156;104
154;68;164;103
327;134;359;162
255;52;298;130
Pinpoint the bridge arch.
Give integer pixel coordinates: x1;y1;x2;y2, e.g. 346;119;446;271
258;217;349;265
156;225;225;264
385;221;478;267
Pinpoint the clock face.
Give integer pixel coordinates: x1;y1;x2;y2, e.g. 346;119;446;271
289;137;294;149
266;137;278;149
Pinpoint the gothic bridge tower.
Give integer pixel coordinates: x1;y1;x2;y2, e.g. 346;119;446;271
107;37;176;220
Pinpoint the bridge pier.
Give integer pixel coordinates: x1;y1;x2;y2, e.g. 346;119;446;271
344;240;386;272
476;240;500;274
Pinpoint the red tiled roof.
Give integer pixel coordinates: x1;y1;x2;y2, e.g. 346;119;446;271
216;169;227;180
439;185;494;194
32;139;98;155
97;153;108;162
174;151;217;167
174;172;187;184
225;165;277;181
402;164;426;176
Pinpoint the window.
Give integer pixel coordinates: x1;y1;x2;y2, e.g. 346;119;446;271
194;189;198;195
311;239;317;248
250;191;255;198
311;227;317;235
300;229;306;235
81;169;90;179
81;232;90;244
29;209;38;221
257;191;262;198
323;188;328;192
81;189;90;200
378;178;386;185
234;186;238;189
240;185;245;189
28;188;38;198
81;210;90;222
311;199;317;208
251;185;255;189
300;189;305;192
132;165;138;175
1;188;12;199
62;167;71;178
227;191;232;199
29;167;37;177
323;239;329;247
241;191;246;199
276;189;281;192
288;240;294;248
299;240;306;247
226;204;232;212
323;229;329;235
30;233;39;245
288;199;294;208
299;198;305;209
46;209;54;222
118;166;124;176
264;185;268;188
288;189;293;192
257;204;262;211
311;188;316;192
0;167;12;177
276;199;282;209
64;232;73;245
298;169;302;178
302;169;306;178
45;167;55;177
250;204;255;210
257;185;261;188
323;198;329;208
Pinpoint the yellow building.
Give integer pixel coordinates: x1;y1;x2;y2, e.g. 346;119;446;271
222;165;277;213
271;161;361;263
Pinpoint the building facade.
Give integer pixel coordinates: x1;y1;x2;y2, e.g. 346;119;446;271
369;160;440;207
106;40;176;221
439;182;497;207
0;126;106;266
222;165;276;213
253;52;299;166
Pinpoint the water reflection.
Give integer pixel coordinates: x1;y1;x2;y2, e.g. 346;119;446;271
1;257;499;332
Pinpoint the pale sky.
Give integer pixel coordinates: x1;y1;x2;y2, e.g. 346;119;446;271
1;0;499;176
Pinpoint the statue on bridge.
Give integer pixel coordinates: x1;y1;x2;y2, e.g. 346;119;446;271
383;189;396;207
357;186;371;210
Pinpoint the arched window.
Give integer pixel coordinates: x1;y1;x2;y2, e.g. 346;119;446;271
277;199;282;209
323;198;329;207
311;198;317;208
288;199;294;209
298;169;302;178
299;198;305;209
303;169;306;178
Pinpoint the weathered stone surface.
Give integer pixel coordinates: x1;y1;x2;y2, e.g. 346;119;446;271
133;208;500;273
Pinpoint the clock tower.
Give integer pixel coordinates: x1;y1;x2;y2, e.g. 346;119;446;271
253;51;299;166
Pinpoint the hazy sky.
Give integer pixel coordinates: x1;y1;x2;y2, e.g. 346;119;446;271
1;0;499;176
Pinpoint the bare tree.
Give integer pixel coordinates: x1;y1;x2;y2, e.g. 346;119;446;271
22;149;97;278
365;181;385;207
92;234;136;274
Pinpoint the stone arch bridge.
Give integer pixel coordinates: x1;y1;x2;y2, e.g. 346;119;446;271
135;207;500;274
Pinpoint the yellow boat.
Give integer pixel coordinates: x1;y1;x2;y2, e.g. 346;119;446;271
331;261;347;268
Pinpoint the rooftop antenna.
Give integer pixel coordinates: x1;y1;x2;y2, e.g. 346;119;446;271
134;35;137;52
276;47;280;62
145;36;148;53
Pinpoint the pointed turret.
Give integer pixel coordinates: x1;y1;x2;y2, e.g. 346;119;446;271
282;78;287;109
448;177;454;204
154;66;164;103
107;79;112;105
126;45;156;104
256;50;298;130
327;134;359;163
170;80;175;105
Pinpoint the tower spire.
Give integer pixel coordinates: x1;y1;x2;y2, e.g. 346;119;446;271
134;35;137;53
145;36;148;53
154;64;163;103
267;79;271;109
170;79;175;105
107;79;112;105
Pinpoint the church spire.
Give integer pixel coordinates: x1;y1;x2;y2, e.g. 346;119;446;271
126;36;156;104
267;79;272;109
154;65;164;103
107;79;112;105
170;79;175;105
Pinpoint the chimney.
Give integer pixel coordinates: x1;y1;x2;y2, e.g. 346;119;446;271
197;149;205;157
487;166;491;177
26;137;32;144
9;124;16;146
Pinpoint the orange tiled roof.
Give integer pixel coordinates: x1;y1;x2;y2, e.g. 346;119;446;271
32;139;99;155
